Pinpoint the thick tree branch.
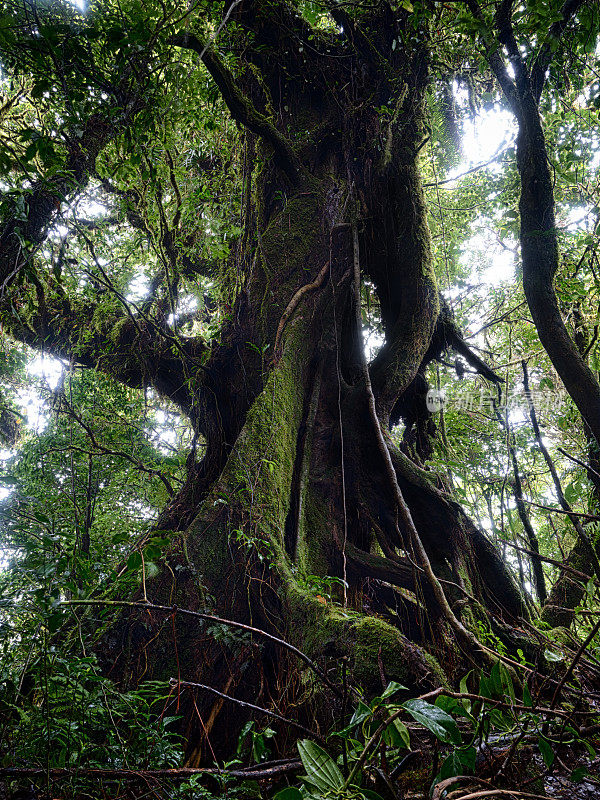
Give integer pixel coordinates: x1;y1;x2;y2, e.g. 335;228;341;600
517;111;600;449
4;291;207;427
495;0;529;96
0;110;139;297
440;304;502;383
326;4;392;79
171;32;301;183
0;763;303;783
344;541;428;597
462;0;518;109
465;0;600;451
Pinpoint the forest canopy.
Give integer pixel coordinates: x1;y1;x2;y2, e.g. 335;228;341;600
1;1;600;798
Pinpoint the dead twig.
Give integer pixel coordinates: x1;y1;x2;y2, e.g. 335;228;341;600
171;678;325;742
60;598;344;697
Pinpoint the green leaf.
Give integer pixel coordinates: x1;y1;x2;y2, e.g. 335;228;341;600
274;789;303;800
336;700;372;735
564;482;577;504
570;766;589;782
478;672;494;700
499;662;515;702
538;736;554;768
459;672;472;713
297;740;344;792
435;695;471;721
143;543;161;560
382;717;411;749
126;551;142;571
544;648;564;663
438;746;476;780
402;699;461;745
490;661;503;696
381;681;407;700
354;790;386;800
46;611;63;633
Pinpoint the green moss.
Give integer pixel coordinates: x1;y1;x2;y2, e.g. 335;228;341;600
351;615;446;690
284;582;446;694
253;181;325;338
547;626;574;648
184;519;229;586
185;315;311;572
108;315;131;345
259;192;322;273
296;484;330;576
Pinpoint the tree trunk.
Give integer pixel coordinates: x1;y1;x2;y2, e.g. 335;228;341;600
97;8;527;761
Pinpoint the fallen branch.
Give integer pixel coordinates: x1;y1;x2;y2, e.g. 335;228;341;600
432;775;551;800
0;761;302;783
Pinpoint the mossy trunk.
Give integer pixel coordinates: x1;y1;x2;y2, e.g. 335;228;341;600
97;9;527;762
98;184;524;764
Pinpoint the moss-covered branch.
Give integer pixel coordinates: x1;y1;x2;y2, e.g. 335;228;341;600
4;287;207;426
171;32;301;184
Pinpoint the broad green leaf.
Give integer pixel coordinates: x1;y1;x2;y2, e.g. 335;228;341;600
274;789;303;800
382;717;411;749
499;663;515;702
459;672;472;713
354;789;386;800
570;767;589;782
435;694;471;721
336;701;377;738
438;746;476;780
381;681;407;700
402;699;461;745
126;551;142;571
297;740;344;792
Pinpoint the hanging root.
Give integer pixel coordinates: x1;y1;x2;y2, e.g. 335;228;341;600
351;223;498;667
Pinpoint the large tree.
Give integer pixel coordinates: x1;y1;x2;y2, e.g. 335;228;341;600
0;0;599;764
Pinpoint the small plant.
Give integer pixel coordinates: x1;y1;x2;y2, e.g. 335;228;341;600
296;572;348;604
237;720;277;763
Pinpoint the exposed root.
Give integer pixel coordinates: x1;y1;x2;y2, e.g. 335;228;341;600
273;260;330;358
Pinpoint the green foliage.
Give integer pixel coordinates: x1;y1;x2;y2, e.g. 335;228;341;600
0;653;183;773
274;666;599;800
237;721;277;764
